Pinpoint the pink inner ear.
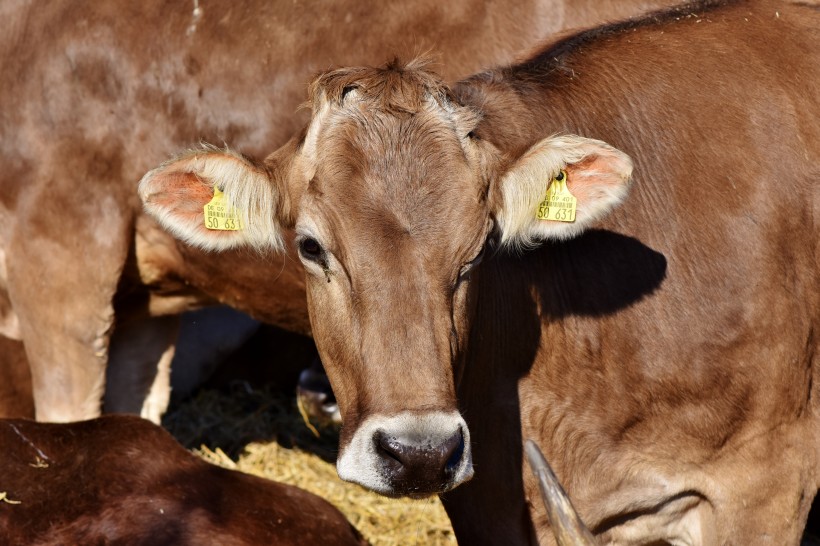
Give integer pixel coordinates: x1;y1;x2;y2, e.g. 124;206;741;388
563;152;629;207
149;170;212;216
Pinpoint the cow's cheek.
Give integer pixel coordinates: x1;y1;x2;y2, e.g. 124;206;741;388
451;274;480;358
304;279;364;431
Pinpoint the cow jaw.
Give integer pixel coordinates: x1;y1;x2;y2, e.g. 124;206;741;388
337;411;474;497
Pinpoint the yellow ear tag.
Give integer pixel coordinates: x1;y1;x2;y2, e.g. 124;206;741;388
536;170;577;223
203;187;243;231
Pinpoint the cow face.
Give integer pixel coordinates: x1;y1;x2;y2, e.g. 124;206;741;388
140;61;631;498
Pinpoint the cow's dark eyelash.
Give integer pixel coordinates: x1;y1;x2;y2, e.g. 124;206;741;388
459;245;486;279
458;224;499;280
467;246;486;267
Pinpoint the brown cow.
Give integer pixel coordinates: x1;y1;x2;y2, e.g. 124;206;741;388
0;0;680;424
142;0;820;542
0;415;367;545
0;336;34;419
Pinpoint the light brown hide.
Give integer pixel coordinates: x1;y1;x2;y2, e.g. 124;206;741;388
150;0;818;543
0;0;680;421
448;2;819;543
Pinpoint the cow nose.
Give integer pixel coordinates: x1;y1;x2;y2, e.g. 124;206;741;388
373;428;465;496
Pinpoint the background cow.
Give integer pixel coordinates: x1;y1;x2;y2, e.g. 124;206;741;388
0;0;681;424
0;336;33;419
0;415;367;545
142;0;819;543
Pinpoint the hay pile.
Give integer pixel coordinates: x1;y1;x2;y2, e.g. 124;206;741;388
163;383;456;545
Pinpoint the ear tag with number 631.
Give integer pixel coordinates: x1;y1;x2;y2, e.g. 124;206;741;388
203;187;243;231
536;170;577;223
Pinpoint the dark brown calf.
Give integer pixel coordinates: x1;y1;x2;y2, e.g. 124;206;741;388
0;0;679;425
0;415;367;546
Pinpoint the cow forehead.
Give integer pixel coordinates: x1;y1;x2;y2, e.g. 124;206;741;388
319;111;478;207
301;107;489;262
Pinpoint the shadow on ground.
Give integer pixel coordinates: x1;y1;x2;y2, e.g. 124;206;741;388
162;381;340;461
164;320;339;460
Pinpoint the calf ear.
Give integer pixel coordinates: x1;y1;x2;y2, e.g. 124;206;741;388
495;135;632;247
139;147;287;252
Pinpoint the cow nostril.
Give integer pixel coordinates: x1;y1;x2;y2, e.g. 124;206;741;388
442;429;465;474
374;429;465;475
374;431;405;466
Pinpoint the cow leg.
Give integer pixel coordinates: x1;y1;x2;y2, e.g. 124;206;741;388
5;182;132;422
0;250;21;340
716;421;817;545
9;289;116;422
6;253;122;423
0;335;34;419
104;314;181;424
141;338;175;423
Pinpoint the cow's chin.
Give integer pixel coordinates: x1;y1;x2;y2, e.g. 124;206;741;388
336;411;474;497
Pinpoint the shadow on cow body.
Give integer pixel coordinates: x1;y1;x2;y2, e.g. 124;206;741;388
439;230;668;539
529;230;668;320
0;415;367;546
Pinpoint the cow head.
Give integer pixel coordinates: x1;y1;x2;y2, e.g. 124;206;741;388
140;60;632;498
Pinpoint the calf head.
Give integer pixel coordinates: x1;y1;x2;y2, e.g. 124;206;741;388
140;59;632;497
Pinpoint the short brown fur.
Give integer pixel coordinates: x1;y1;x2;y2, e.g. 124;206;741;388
236;0;818;543
0;415;367;545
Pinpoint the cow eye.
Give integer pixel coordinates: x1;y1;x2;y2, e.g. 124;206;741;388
298;237;324;261
458;225;498;280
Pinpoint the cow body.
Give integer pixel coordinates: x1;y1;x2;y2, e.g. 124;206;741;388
445;3;820;542
140;0;817;543
0;415;367;545
0;0;681;423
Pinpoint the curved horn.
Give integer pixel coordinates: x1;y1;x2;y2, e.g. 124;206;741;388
524;439;597;546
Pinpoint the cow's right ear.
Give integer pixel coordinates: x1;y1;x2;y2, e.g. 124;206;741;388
139;147;288;252
493;134;633;248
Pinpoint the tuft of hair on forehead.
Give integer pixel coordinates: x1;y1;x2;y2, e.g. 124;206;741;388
308;57;457;116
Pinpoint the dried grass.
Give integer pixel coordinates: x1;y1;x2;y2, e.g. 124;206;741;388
163;383;456;546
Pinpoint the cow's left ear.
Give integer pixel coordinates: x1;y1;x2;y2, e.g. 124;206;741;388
494;135;633;247
139;147;289;252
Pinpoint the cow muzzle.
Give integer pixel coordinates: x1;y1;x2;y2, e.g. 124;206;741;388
336;411;473;497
